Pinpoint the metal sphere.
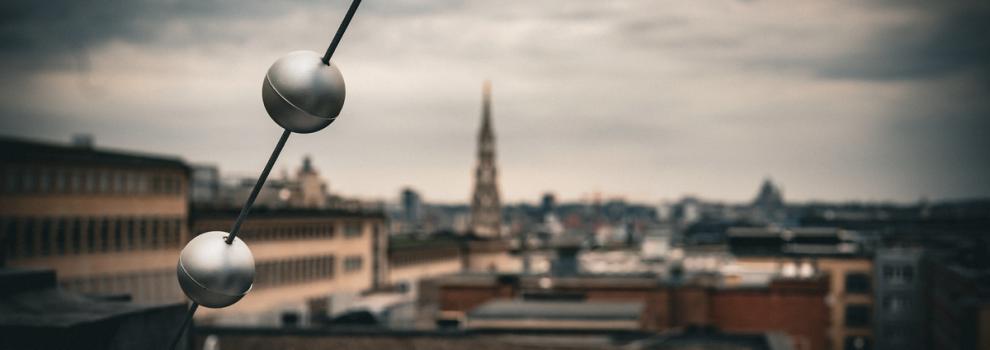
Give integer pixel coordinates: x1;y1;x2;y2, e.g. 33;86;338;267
176;231;255;308
262;50;346;133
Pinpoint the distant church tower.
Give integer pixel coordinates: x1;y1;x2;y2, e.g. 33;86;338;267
470;81;502;238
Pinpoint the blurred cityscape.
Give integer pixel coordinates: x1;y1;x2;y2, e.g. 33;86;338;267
2;1;990;349
2;80;989;350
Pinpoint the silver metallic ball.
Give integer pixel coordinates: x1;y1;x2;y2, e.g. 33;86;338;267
176;231;255;308
262;50;346;133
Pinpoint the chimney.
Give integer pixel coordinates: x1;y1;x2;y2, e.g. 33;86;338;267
550;236;583;277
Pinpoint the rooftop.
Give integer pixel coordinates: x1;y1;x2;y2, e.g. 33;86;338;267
469;300;644;322
0;136;188;170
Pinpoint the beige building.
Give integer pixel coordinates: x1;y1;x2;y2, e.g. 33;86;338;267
0;137;190;304
0;137;388;327
288;156;328;208
387;236;518;292
190;208;386;325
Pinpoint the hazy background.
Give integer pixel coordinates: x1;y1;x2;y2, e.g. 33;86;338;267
1;0;987;203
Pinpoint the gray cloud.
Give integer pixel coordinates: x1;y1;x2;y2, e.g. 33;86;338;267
0;0;988;203
821;2;990;81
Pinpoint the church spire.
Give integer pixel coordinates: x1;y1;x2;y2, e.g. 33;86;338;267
470;80;502;238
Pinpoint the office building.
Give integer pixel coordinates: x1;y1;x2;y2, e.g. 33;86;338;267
189;207;386;325
1;137;190;304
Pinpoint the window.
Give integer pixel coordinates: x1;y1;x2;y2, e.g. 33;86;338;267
344;222;363;238
38;168;51;193
22;168;35;193
71;170;83;193
118;172;129;194
4;219;17;258
55;218;68;255
39;219;52;256
843;336;871;350
882;295;910;315
882;265;914;284
84;170;96;193
24;219;36;257
845;305;871;327
3;168;17;193
344;256;363;272
126;218;137;250
845;272;871;294
114;219;123;251
54;169;66;193
128;173;140;193
87;218;98;253
135;173;148;194
71;217;82;254
148;219;158;249
96;171;107;193
325;256;335;278
100;218;110;252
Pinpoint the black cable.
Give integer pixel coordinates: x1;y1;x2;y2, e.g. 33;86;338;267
169;1;364;347
225;129;291;244
168;302;199;350
322;0;363;65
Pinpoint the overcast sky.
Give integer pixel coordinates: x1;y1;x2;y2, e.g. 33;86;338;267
0;0;987;204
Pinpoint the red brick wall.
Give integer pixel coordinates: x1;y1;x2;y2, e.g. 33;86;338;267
709;281;829;350
672;287;711;327
438;285;515;313
436;276;829;350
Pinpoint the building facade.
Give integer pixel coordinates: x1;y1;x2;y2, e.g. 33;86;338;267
189;207;386;325
728;227;874;350
434;274;829;350
0;137;190;304
873;247;924;350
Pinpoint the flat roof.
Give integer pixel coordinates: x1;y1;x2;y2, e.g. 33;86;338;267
0;136;188;170
0;269;182;328
469;300;643;321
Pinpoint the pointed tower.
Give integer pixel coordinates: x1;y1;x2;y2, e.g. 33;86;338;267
470;81;502;238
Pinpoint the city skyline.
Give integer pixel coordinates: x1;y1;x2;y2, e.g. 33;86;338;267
1;1;988;203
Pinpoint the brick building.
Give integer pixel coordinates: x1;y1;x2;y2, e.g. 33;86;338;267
432;274;829;350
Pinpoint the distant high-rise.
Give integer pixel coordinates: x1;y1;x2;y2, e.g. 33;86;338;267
401;187;423;229
470;81;502;238
289;155;328;208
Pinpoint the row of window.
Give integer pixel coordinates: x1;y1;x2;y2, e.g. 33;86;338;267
343;222;364;237
2;216;184;258
880;294;912;315
60;269;184;305
881;265;914;284
255;255;346;288
343;255;364;272
57;256;367;304
2;166;184;195
192;221;368;242
390;246;461;267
